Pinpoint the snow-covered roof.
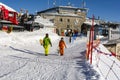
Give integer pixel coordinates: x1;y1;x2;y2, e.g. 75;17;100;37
56;6;87;10
84;18;99;26
84;21;97;25
59;6;77;9
0;2;16;12
34;16;54;27
46;13;80;17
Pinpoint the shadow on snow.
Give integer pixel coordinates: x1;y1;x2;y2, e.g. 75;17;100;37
9;46;58;56
75;50;100;80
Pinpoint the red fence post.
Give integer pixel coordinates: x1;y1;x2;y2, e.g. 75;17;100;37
90;15;94;64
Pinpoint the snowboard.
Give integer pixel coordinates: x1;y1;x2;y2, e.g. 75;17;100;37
39;39;43;45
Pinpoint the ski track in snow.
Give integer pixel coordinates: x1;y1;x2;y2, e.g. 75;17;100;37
0;37;100;80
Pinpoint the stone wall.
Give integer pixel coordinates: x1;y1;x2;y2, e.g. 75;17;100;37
104;43;120;61
116;43;120;60
40;14;85;35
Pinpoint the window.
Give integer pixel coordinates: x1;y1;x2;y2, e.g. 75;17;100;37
67;19;70;22
60;18;63;22
9;12;14;17
67;25;70;28
50;19;54;23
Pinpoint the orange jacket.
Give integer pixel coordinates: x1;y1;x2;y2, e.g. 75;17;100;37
59;40;66;49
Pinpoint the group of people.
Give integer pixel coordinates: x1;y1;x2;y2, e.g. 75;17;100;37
42;33;67;56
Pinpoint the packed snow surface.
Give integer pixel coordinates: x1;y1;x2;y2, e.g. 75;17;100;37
1;28;120;80
0;29;100;80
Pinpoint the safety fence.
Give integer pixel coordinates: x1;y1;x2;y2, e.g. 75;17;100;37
85;15;120;80
86;15;120;80
93;44;120;80
86;40;120;80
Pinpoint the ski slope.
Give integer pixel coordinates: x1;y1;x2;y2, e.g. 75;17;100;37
0;29;100;80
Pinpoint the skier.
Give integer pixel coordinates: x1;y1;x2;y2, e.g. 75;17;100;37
43;33;52;56
59;37;67;56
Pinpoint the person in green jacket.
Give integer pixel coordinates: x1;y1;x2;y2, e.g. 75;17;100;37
43;33;52;56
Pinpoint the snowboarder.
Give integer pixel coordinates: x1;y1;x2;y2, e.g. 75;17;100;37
43;33;52;56
59;37;67;56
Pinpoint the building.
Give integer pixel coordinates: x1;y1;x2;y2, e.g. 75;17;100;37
103;22;120;60
81;17;100;35
0;2;23;32
24;15;55;32
37;6;87;35
0;2;18;25
104;39;120;61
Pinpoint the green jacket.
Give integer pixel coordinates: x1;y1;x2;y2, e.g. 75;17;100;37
43;37;52;47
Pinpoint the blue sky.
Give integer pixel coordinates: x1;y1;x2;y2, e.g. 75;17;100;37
0;0;120;22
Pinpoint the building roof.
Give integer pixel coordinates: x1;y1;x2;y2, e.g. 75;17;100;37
0;2;16;12
37;6;87;14
84;21;97;25
41;13;83;18
104;39;120;45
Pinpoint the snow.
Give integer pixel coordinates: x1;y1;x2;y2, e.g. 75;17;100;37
92;44;120;80
0;2;16;12
0;28;120;80
47;13;80;17
84;21;97;25
34;16;54;27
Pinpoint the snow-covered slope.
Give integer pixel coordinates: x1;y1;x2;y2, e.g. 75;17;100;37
92;44;120;80
0;29;120;80
0;29;100;80
0;29;59;57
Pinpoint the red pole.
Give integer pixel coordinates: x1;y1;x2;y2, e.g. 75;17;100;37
90;15;94;64
87;28;92;60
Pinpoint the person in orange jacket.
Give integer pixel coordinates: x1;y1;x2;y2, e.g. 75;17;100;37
59;37;67;56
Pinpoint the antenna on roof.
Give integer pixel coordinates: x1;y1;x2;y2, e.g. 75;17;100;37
48;0;50;8
53;0;56;7
67;2;71;6
82;0;86;8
